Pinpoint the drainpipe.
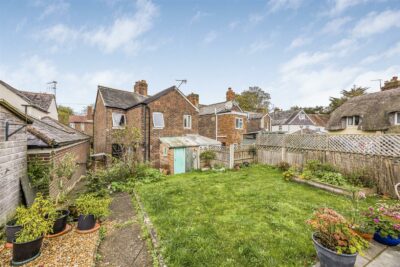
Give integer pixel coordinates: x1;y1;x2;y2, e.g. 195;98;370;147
143;104;151;162
215;108;218;141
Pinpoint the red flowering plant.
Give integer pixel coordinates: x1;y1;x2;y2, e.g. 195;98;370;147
365;203;400;237
307;208;368;255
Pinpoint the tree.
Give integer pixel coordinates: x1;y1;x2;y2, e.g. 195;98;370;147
290;105;328;114
328;85;367;113
110;125;142;168
58;105;74;125
236;86;271;112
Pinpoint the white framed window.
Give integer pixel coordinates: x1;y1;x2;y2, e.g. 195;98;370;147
183;115;192;129
112;113;126;128
163;147;168;156
278;125;282;131
347;116;360;126
299;113;305;120
69;122;75;128
395;112;400;125
153;112;165;129
81;123;85;131
235;117;243;129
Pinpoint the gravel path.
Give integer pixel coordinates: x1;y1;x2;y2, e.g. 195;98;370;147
96;192;152;267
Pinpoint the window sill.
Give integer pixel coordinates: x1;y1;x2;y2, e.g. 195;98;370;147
153;127;164;130
112;126;126;129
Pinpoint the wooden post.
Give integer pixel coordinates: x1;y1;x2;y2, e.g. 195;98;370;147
282;136;286;162
229;144;235;169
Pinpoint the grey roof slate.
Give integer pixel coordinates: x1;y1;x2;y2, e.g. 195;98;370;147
98;86;148;109
199;101;242;115
270;110;298;126
0;80;54;112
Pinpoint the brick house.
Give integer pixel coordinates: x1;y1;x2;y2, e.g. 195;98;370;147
93;80;219;174
198;88;248;145
69;106;94;142
270;109;328;134
0;80;58;120
0;99;32;225
27;116;90;199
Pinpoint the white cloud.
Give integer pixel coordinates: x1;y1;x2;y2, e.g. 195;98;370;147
228;21;240;30
281;52;334;72
322;16;352;34
248;13;264;25
39;0;158;54
352;10;400;37
288;37;312;49
248;40;272;54
203;31;217;44
190;11;210;24
329;0;369;15
267;0;303;13
37;0;70;20
361;41;400;64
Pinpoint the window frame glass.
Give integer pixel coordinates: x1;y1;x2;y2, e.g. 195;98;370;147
347;116;354;126
298;113;305;120
235;117;243;129
153;112;165;129
396;112;400;125
183;115;192;129
112;113;126;128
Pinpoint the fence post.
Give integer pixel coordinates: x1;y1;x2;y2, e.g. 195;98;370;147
281;136;287;162
229;144;235;169
196;148;201;169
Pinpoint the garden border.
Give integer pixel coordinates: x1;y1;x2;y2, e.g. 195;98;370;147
133;191;167;267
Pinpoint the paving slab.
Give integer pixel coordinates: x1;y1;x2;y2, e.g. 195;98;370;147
366;245;400;267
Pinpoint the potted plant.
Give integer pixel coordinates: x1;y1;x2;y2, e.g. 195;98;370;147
307;208;368;267
349;192;374;241
75;194;111;231
200;150;216;168
366;203;400;246
5;219;22;246
50;209;70;235
12;194;55;265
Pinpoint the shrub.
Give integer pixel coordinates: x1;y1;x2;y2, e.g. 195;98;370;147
200;150;216;167
282;166;300;181
304;160;336;173
27;157;51;195
276;161;290;171
75;194;111;219
15;194;57;243
299;169;313;180
365;203;400;238
317;172;347;186
307;208;368;255
346;170;376;188
133;163;165;184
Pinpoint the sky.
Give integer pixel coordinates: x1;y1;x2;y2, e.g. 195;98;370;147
1;0;400;113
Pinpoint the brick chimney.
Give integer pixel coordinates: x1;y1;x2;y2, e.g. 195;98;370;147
134;80;148;96
226;87;235;101
187;93;199;107
382;76;400;91
87;105;93;120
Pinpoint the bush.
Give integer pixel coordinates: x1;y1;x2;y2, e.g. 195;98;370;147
317;172;347;186
27;157;51;195
304;160;336;173
200;150;216;167
75;194;111;218
307;208;368;254
15;194;57;243
276;161;290;171
133;163;165;184
283;166;300;181
346;170;376;188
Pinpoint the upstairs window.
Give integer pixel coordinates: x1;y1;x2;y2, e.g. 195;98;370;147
298;113;305;120
69;122;75;128
347;116;360;126
395;112;400;125
153;112;165;129
235;117;243;129
112;113;126;128
183;115;192;129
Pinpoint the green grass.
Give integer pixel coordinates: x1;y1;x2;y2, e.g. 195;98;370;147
136;165;380;267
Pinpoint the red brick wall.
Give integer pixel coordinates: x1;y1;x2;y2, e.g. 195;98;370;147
94;93;107;154
217;114;247;145
199;114;216;139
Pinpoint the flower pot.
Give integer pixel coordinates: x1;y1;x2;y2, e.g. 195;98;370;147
353;229;373;241
312;233;357;267
51;210;70;235
373;231;400;246
77;214;96;231
68;204;79;221
12;236;43;266
5;220;23;244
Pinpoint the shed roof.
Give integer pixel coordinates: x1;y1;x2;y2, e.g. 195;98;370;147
326;88;400;131
160;135;221;148
27;116;89;148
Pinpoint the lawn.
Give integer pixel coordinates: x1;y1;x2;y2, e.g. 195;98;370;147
136;165;379;267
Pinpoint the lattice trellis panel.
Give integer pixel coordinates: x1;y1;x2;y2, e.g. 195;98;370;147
256;133;285;147
285;134;328;150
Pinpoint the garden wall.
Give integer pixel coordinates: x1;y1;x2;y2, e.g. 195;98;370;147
257;133;400;197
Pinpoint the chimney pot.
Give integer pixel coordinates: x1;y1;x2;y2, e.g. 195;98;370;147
187;93;199;107
226;87;235;101
134;80;148;96
87;105;93;120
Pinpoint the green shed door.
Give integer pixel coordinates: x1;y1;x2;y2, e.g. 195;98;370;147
174;148;186;174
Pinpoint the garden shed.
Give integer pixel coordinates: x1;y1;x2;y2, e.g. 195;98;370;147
0;99;32;226
159;134;220;174
27;116;90;199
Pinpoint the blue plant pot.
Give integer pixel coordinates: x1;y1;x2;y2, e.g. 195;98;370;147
373;231;400;246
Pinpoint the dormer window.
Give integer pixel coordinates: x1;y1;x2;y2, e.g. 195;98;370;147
112;113;126;128
299;113;305;120
347;116;360;126
395;112;400;125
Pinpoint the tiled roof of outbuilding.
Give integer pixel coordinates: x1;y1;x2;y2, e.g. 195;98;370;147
199;101;243;115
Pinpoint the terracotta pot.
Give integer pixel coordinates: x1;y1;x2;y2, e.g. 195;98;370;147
353;229;373;241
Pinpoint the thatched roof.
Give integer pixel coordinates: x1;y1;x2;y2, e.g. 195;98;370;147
326;87;400;131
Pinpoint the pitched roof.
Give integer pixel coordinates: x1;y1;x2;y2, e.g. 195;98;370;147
69;115;92;123
247;112;268;120
326;88;400;131
98;86;148;109
0;99;33;123
308;114;330;127
27;116;89;148
270;110;299;126
199;101;243;115
0;80;54;112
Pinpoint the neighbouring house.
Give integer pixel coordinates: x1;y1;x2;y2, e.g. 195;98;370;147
242;112;271;144
270;109;327;134
198;88;248;145
0;99;32;225
327;76;400;134
27;116;90;199
69;105;94;141
0;80;58;120
93;80;219;174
